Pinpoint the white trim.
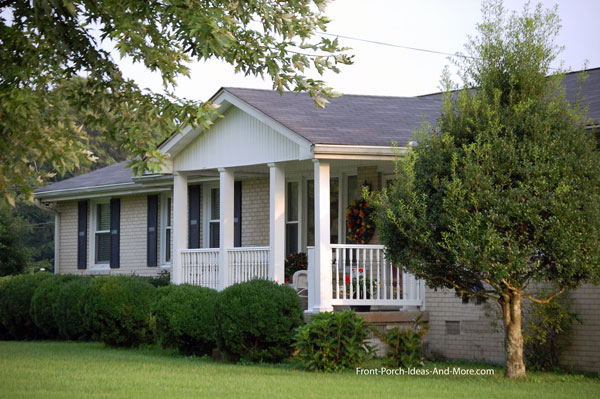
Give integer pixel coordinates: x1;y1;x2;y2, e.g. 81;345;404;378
160;193;172;267
313;144;407;160
160;90;313;159
203;182;220;248
285;179;302;255
89;198;111;270
54;213;59;274
36;185;171;203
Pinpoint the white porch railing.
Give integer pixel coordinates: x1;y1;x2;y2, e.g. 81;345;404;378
330;244;424;307
228;247;270;284
181;247;270;289
181;249;220;289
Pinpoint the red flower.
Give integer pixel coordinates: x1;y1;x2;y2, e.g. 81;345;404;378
345;275;350;283
359;268;364;273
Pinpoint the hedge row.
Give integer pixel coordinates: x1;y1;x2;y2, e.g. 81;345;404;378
0;274;303;362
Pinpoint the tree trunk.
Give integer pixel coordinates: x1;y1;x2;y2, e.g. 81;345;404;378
501;291;526;379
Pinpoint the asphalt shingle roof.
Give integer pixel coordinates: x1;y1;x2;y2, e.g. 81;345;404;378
35;68;600;196
224;88;443;147
35;161;133;193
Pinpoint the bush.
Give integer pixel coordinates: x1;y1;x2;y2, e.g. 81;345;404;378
30;274;74;338
294;310;373;371
148;269;171;288
86;276;157;347
523;291;581;370
374;315;428;368
0;276;13;339
284;252;307;283
0;272;52;339
214;279;303;363
153;284;218;356
55;276;94;341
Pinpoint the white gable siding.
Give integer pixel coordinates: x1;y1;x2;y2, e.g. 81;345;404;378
174;107;309;171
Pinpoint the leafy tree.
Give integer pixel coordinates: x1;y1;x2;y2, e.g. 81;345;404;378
0;201;31;276
0;0;351;204
371;1;600;379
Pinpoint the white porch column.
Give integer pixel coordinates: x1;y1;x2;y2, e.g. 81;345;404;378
218;168;235;290
172;172;188;284
312;159;333;313
268;163;285;283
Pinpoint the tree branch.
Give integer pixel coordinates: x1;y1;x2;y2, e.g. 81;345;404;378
0;0;17;9
523;287;565;304
429;275;501;303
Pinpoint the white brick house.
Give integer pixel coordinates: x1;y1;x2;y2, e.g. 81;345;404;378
35;68;600;371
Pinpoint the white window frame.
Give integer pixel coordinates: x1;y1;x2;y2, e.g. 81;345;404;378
203;182;220;248
285;179;302;255
302;171;350;250
90;198;111;269
160;193;172;267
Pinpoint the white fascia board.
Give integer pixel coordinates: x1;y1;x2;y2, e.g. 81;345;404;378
159;89;314;160
35;183;172;203
312;144;408;160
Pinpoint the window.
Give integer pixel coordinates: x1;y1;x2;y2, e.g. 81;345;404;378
204;186;220;248
306;177;340;247
286;181;300;255
160;195;172;265
92;199;110;266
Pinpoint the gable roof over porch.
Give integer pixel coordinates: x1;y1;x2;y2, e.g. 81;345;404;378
34;67;600;200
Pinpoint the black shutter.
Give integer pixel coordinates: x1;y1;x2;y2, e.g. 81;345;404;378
147;195;158;267
77;200;88;269
109;198;120;269
188;185;200;248
234;181;242;247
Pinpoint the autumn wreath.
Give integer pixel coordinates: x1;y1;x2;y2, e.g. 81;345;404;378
346;199;375;244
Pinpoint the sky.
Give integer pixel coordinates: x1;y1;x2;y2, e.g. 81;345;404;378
118;0;600;101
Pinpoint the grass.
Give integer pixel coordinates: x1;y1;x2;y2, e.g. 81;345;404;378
0;341;598;399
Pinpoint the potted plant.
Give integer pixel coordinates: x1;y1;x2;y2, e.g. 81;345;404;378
285;252;307;284
345;269;376;312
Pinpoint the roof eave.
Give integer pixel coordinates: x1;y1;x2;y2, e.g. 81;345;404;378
312;144;408;160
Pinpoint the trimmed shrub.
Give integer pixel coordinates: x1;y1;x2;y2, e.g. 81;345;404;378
30;274;75;338
55;276;94;341
0;272;52;339
0;276;13;339
294;310;373;371
86;276;157;347
147;270;171;288
214;279;303;363
154;284;218;356
373;315;428;368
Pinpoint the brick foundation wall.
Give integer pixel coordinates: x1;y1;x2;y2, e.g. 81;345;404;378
425;285;600;372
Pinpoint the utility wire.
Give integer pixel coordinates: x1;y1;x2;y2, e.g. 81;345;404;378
317;31;470;58
317;31;561;71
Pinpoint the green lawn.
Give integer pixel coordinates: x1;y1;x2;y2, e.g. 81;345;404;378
0;341;598;399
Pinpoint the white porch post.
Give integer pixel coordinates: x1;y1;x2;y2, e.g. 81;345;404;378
312;159;333;313
172;172;188;284
268;163;285;283
218;168;235;290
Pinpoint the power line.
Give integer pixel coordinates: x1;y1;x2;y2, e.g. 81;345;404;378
317;31;469;58
317;31;560;70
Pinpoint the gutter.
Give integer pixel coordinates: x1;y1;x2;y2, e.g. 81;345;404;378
312;144;408;160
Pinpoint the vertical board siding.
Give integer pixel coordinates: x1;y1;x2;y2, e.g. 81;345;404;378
174;108;302;171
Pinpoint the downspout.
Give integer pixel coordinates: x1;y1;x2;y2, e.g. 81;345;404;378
34;199;59;274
